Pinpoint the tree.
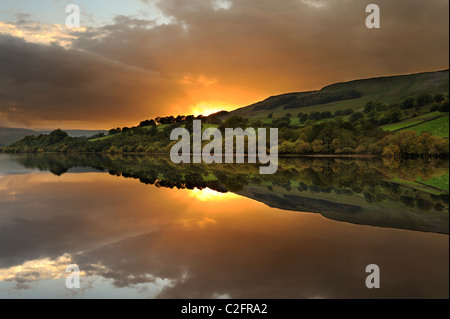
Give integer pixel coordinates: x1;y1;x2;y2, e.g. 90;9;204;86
109;128;121;135
312;140;324;153
298;113;309;124
309;112;322;121
295;141;311;154
48;129;69;144
272;117;291;128
107;146;120;154
381;108;402;124
439;100;449;113
416;93;433;106
355;145;367;154
322;111;332;119
251;120;264;127
218;116;249;132
364;101;375;113
401;97;415;109
349;112;364;122
430;102;441;112
279;141;296;154
396;131;414;154
140;119;156;127
135;145;146;153
434;93;445;103
382;144;401;158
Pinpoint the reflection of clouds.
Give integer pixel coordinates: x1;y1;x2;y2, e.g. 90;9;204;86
180;217;217;229
0;252;175;297
0;254;72;289
213;292;231;299
0;171;448;298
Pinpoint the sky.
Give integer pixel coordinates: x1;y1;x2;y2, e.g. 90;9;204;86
0;0;448;130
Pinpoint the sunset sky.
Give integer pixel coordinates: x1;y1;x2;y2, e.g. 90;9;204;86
0;0;448;130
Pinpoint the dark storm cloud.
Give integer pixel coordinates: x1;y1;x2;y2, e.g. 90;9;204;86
73;0;449;87
0;0;448;128
0;35;183;128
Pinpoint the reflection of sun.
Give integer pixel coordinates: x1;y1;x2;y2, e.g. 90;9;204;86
188;188;240;201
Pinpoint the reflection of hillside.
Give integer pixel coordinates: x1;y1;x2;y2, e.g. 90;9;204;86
13;153;449;234
238;184;448;234
250;191;361;215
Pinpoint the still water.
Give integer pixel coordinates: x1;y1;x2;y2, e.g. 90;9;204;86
0;153;448;298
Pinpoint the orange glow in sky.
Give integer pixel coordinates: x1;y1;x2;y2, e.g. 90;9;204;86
189;102;238;116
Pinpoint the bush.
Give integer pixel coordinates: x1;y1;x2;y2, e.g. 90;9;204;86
401;97;415;109
439;100;449;113
135;145;146;153
107;146;120;154
434;93;446;103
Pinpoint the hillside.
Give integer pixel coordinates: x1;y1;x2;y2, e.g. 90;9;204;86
2;69;448;157
41;130;108;138
0;127;40;147
231;69;449;119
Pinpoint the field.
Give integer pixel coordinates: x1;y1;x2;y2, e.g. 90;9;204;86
382;120;423;132
382;112;445;132
401;115;449;138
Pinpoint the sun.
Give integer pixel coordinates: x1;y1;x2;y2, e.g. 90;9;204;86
190;102;237;117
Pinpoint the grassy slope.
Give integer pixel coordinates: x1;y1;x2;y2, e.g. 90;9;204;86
402;115;449;138
381;111;447;135
231;69;449;120
89;124;219;142
86;70;449;144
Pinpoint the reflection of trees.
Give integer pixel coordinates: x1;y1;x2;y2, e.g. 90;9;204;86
14;154;449;213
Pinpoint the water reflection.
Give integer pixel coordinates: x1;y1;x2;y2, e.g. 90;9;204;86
0;154;448;298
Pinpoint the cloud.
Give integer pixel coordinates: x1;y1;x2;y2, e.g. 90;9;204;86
0;34;184;129
0;0;448;129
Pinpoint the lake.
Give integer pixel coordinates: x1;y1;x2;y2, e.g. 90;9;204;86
0;153;448;298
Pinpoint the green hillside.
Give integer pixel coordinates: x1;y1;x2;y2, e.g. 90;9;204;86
2;69;448;157
381;112;449;137
402;115;449;138
231;69;449;119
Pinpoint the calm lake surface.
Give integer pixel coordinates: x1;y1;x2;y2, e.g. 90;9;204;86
0;153;448;298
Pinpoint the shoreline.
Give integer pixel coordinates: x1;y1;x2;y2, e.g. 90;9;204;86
2;151;448;160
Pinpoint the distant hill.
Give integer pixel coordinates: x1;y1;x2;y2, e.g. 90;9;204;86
40;130;108;138
0;127;40;147
0;127;107;146
231;69;449;119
